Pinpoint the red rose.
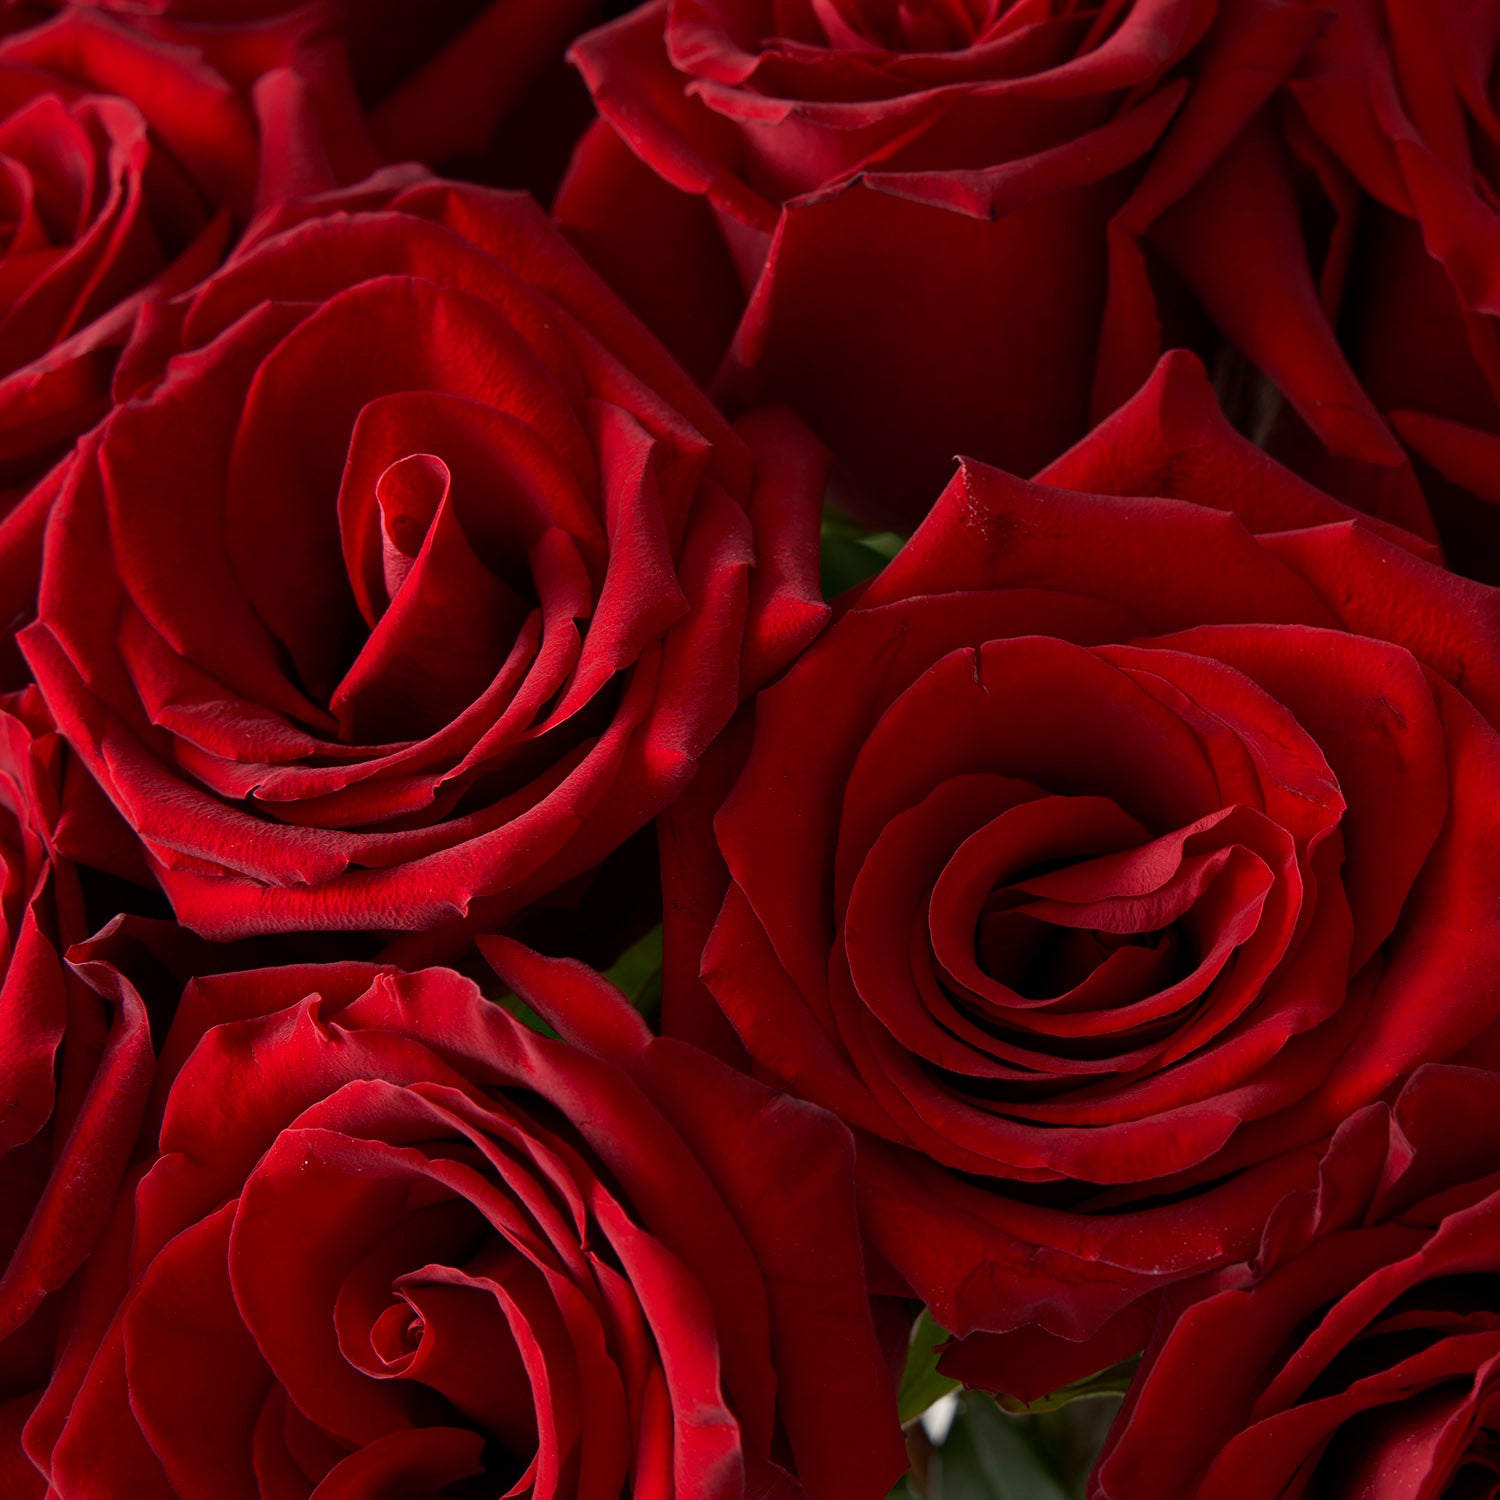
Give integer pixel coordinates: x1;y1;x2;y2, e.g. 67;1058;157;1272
0;4;374;495
19;174;827;939
56;0;606;194
663;349;1500;1389
555;0;1333;529
20;943;905;1499
1132;0;1500;579
0;3;382;686
1277;0;1500;582
0;696;157;1497
1093;1064;1500;1499
335;0;608;191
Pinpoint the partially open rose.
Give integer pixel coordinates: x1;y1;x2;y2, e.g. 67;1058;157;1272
0;3;374;501
663;350;1500;1387
1094;1064;1500;1499
0;2;382;689
0;696;156;1496
1287;0;1500;582
54;0;606;192
333;0;608;190
1114;0;1500;582
19;175;827;938
20;945;905;1499
556;0;1331;528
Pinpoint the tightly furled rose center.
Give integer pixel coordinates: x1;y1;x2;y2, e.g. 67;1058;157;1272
227;1083;573;1493
773;0;990;52
820;633;1344;1173
331;403;544;746
926;799;1258;1049
922;797;1288;1051
0;75;205;388
211;266;624;754
0;95;94;264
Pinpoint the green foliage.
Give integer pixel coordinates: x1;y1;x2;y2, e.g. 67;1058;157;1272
890;1392;1123;1500
603;925;663;1020
929;1396;1075;1500
493;925;664;1037
889;1318;1130;1500
898;1310;961;1425
821;512;904;598
492;990;560;1039
992;1357;1140;1417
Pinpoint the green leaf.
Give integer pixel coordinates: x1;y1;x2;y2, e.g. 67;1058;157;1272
933;1395;1073;1500
992;1357;1140;1416
899;1309;961;1426
603;925;663;1019
891;1385;1125;1498
492;991;559;1039
494;928;664;1038
820;512;904;597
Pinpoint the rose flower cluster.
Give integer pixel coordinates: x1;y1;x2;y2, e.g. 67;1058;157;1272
0;1;1498;1497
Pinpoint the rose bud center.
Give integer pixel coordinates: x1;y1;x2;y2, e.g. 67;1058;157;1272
331;400;545;746
288;1146;544;1488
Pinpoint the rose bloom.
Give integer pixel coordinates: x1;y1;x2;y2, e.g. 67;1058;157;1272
0;1;383;683
554;0;1340;529
0;3;375;496
662;349;1500;1390
18;173;827;938
0;693;158;1490
1137;0;1500;581
1093;1064;1500;1499
18;943;905;1499
1272;0;1500;583
333;0;610;190
46;0;607;192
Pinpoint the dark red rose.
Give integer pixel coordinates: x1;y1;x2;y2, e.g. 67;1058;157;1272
336;0;609;193
0;4;375;498
554;0;1337;529
0;696;158;1499
54;0;607;195
662;349;1500;1391
18;174;827;939
19;944;905;1499
1138;0;1500;580
1270;0;1500;583
1093;1064;1500;1499
0;2;382;687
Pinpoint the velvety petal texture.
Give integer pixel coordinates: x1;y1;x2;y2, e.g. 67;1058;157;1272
666;349;1500;1389
1150;0;1500;583
20;946;905;1499
555;0;1337;529
1094;1064;1500;1499
19;175;828;937
1292;0;1500;585
0;691;157;1485
56;0;609;194
0;2;375;525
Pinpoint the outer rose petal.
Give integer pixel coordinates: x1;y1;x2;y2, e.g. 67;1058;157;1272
1094;1067;1500;1498
557;0;1374;531
482;938;908;1500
